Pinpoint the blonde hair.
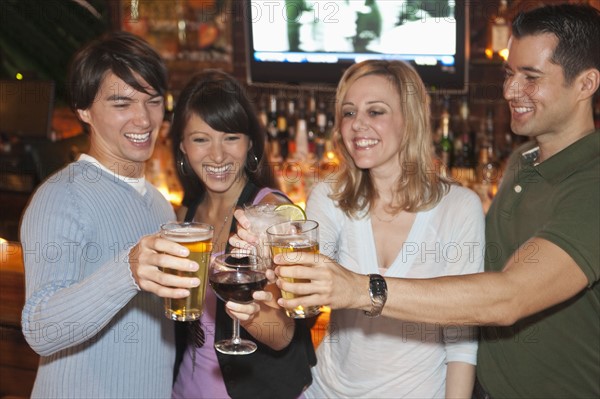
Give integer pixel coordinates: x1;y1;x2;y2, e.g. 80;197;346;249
330;60;451;217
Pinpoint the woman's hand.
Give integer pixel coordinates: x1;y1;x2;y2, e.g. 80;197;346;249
128;234;200;298
224;289;271;322
228;208;261;255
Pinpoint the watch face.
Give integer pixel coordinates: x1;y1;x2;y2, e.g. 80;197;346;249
366;274;387;317
370;275;387;296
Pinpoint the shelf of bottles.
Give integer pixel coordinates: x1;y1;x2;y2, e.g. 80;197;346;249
256;89;340;209
434;95;507;212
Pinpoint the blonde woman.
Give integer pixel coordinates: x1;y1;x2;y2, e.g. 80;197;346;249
253;60;485;398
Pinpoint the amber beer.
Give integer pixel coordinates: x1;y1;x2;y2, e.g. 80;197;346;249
267;220;321;318
160;222;213;321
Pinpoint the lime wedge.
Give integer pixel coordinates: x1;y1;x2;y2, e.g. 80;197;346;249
275;203;307;221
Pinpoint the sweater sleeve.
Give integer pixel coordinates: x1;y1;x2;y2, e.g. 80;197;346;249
20;181;140;356
442;187;485;365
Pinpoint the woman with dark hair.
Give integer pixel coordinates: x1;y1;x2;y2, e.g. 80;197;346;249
172;71;277;213
171;70;315;399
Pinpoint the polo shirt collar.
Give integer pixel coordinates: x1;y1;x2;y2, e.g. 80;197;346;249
520;129;599;184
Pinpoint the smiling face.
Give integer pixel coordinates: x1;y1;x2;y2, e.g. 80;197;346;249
503;33;582;144
78;72;164;178
180;113;250;194
339;74;405;176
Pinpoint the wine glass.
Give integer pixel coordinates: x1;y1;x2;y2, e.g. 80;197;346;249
209;253;267;355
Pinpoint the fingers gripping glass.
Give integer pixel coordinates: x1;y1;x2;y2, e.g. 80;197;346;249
209;254;267;355
266;220;321;319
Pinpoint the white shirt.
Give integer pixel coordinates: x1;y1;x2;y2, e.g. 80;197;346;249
305;182;485;399
79;154;147;195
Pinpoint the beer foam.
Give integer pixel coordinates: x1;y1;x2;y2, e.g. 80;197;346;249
164;227;213;242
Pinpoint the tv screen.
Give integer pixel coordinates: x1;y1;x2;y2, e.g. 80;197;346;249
0;80;55;138
246;0;469;92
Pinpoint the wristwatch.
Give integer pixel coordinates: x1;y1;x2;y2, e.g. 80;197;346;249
364;274;387;317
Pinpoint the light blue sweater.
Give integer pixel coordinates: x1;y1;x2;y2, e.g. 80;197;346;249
20;160;176;398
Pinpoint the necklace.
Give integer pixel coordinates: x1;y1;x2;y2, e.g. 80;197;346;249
372;202;400;223
213;197;239;249
372;210;399;223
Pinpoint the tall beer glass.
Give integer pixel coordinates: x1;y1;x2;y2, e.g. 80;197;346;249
266;220;321;318
160;222;213;321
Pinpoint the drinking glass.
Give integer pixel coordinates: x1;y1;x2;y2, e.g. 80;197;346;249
243;203;288;261
209;253;267;355
160;222;214;321
266;220;321;319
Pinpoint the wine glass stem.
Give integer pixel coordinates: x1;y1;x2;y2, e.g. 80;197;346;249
232;319;242;345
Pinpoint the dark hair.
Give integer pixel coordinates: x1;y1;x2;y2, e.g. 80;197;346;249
67;31;167;111
512;3;600;84
170;70;277;205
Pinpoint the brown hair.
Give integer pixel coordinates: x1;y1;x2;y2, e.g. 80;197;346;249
67;31;167;112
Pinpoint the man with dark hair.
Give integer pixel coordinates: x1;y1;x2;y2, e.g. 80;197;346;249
275;4;599;398
21;32;199;398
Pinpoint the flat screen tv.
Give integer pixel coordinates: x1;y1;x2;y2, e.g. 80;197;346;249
245;0;469;92
0;80;55;138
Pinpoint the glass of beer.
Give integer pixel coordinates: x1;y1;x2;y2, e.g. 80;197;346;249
160;222;214;321
266;220;321;318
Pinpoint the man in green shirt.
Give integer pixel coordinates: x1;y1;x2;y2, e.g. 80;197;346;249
273;3;599;398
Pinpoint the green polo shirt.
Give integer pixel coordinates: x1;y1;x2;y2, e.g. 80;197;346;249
477;130;600;398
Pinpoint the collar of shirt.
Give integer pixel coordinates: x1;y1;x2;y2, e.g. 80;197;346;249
520;130;599;185
78;153;148;196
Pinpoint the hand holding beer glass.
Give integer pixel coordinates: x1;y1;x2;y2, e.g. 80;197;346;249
266;220;321;319
160;222;213;321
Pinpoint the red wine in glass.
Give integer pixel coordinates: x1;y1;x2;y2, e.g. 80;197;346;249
210;270;267;303
209;254;267;355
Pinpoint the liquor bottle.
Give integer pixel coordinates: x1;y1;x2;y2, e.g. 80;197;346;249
314;101;328;162
266;94;280;161
306;94;318;156
286;99;297;158
453;131;464;168
439;100;453;175
295;106;309;161
458;98;475;168
257;94;268;129
480;108;501;198
277;99;289;161
321;112;337;168
484;108;497;161
486;0;510;61
478;144;501;200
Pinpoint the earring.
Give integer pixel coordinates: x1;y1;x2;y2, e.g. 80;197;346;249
178;156;190;176
246;151;259;173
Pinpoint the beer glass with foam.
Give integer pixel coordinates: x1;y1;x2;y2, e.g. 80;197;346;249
160;222;213;321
